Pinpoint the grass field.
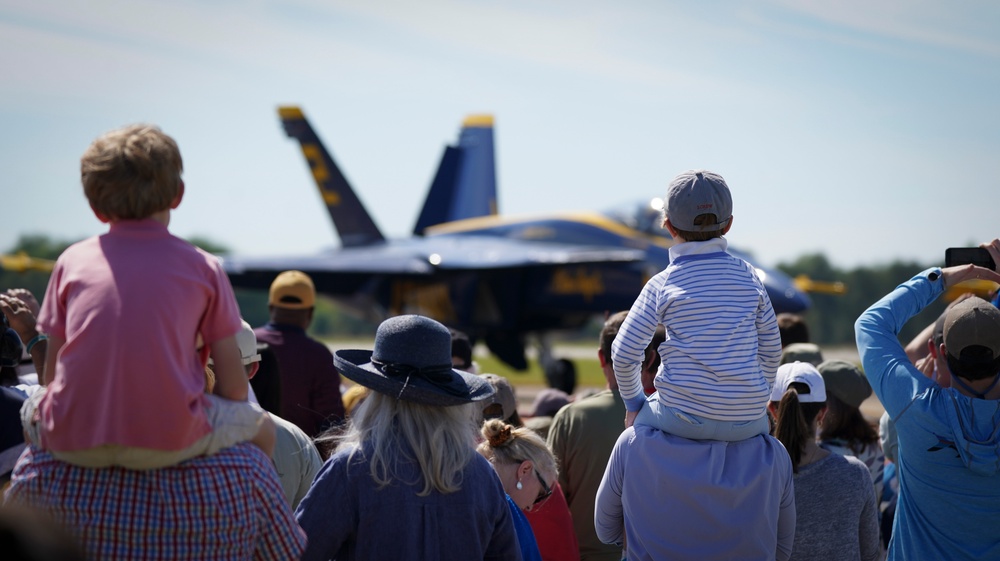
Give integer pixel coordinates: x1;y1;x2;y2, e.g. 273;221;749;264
474;353;607;390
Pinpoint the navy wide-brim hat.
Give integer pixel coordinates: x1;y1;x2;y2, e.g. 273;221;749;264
334;315;495;406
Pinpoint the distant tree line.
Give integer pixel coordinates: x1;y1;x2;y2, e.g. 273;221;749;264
776;253;945;347
2;234;951;345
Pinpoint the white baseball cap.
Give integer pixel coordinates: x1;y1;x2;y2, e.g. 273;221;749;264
208;320;261;366
770;361;826;403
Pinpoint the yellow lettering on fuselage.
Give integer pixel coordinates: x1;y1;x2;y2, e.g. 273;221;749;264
550;268;604;302
390;280;456;322
301;144;340;206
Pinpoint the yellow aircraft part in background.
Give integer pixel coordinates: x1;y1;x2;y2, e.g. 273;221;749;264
944;279;999;302
0;252;55;273
794;275;847;295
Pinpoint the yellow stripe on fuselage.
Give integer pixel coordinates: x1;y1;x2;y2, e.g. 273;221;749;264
426;212;673;248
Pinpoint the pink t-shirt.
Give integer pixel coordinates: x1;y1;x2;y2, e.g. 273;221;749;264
36;220;242;452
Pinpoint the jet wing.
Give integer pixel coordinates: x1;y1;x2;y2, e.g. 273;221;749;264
221;236;645;277
222;245;435;275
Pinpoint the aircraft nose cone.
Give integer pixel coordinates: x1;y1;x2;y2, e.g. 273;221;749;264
754;265;810;314
771;286;811;314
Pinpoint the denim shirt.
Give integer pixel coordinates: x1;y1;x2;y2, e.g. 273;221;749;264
296;441;522;561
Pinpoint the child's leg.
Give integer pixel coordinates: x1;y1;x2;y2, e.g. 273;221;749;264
634;394;769;441
200;394;269;456
48;397;267;470
53;442;210;470
19;388;46;446
22;385;208;469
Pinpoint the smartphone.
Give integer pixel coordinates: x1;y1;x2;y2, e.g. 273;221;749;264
945;247;995;269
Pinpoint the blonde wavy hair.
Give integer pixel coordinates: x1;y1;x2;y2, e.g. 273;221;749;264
81;124;183;220
335;391;478;496
477;419;558;481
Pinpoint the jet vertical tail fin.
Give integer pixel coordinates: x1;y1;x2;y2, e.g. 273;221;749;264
278;106;385;247
413;115;498;235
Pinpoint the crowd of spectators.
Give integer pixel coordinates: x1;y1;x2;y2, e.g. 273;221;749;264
3;127;1000;561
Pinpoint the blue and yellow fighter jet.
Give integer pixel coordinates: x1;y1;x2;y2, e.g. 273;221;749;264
221;106;811;370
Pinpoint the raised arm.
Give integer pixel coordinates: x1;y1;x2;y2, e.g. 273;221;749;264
209;335;250;401
612;278;662;419
856;239;1000;418
755;288;782;390
0;293;48;377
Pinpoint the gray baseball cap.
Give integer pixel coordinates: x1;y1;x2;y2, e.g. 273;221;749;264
665;170;733;231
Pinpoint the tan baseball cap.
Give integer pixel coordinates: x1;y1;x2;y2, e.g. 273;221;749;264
943;297;1000;360
268;270;315;309
481;374;517;421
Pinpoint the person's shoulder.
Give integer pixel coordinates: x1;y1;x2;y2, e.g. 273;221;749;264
272;414;316;450
556;389;617;416
466;453;508;499
67;234;101;249
176;238;225;265
304;333;333;351
272;413;308;438
325;443;366;470
54;235;101;262
718;254;762;279
152;234;228;273
812;450;864;475
288;332;335;360
838;452;874;475
647;267;672;281
815;453;874;491
739;434;794;472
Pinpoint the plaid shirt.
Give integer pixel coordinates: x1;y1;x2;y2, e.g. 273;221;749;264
5;443;306;561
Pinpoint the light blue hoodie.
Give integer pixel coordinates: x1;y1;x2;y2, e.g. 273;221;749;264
856;268;1000;560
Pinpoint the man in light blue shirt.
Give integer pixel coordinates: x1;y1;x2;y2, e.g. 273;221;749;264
595;426;795;561
855;243;1000;560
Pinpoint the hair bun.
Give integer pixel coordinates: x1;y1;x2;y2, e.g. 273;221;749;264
486;424;513;448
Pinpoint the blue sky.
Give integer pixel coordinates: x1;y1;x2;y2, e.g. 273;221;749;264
2;0;998;269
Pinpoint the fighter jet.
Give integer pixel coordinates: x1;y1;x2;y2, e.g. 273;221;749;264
221;107;810;370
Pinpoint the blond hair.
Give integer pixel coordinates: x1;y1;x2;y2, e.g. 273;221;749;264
335;391;477;496
477;419;558;481
81;124;183;220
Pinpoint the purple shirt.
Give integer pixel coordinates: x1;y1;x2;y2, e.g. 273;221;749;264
5;443;306;561
255;323;344;436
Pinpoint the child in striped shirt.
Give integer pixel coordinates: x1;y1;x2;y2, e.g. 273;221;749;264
611;170;781;440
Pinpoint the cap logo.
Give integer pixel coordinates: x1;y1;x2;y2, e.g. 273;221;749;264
664;169;733;232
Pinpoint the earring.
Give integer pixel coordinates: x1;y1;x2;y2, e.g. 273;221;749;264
516;480;523;490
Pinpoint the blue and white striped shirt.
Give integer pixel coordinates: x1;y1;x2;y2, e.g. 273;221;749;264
611;238;781;421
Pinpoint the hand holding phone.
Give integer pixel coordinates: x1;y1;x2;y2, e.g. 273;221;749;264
945;247;996;270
